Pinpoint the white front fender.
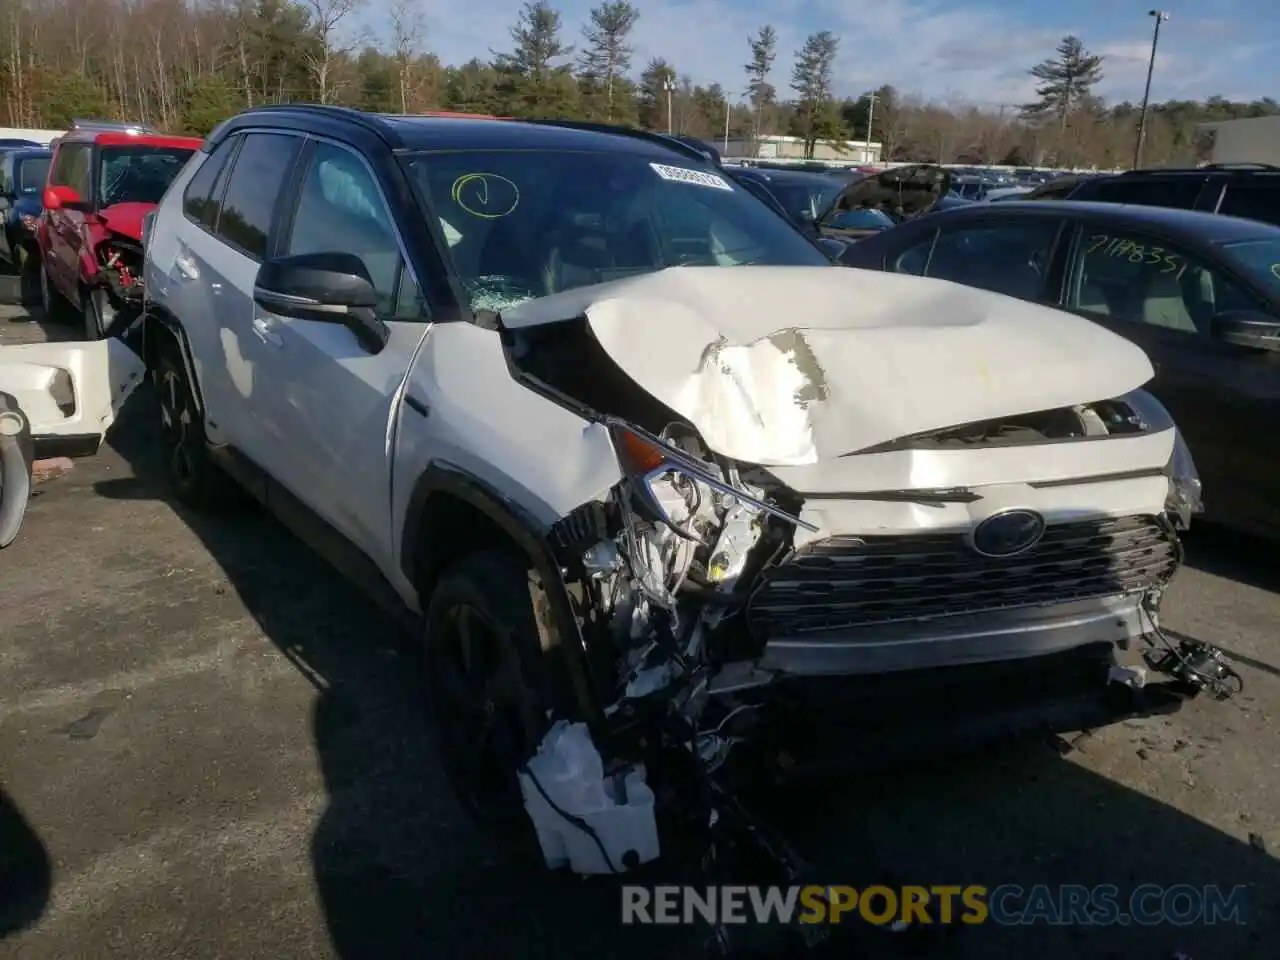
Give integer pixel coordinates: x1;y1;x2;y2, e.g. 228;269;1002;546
0;338;146;448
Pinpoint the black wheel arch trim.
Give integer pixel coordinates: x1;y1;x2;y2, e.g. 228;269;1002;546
141;302;206;416
402;461;606;729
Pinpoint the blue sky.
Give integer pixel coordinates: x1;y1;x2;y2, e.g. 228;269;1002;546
363;0;1277;107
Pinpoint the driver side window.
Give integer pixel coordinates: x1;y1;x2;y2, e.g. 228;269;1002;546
283;142;427;321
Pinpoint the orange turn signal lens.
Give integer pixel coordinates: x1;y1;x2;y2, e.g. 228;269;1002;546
616;430;668;474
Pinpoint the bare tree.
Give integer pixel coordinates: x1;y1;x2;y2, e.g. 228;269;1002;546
302;0;364;104
388;0;425;113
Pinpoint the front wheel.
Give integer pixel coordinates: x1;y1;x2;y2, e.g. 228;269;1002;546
81;289;108;341
422;548;551;836
38;260;72;323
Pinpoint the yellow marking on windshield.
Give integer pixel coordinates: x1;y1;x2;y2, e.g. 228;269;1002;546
451;172;520;219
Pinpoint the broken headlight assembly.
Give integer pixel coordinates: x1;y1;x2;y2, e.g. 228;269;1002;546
1164;427;1203;531
606;418;814;606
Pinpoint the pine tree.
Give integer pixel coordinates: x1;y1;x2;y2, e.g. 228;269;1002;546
578;1;639;121
744;25;777;140
1021;35;1105;130
492;0;576;118
791;30;842;158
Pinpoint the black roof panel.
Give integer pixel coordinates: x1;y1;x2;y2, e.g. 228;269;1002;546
930;198;1280;241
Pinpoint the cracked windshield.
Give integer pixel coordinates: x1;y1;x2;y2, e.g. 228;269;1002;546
409;150;828;312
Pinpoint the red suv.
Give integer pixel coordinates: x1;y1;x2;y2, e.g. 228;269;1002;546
37;121;202;339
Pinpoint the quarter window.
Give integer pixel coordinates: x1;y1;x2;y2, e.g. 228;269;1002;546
1215;180;1280;228
182;137;238;230
215;133;300;261
925;220;1061;300
1087;177;1205;210
1066;228;1252;334
283;142;426;320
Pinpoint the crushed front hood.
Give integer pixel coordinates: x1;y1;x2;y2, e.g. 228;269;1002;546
500;266;1154;466
98;202;155;241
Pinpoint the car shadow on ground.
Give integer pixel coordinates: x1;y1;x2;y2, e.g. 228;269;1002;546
1182;523;1280;596
93;389;1279;960
0;787;51;940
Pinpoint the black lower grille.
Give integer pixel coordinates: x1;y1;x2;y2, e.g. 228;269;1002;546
747;514;1178;635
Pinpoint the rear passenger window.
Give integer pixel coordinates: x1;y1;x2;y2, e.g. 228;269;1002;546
215;133;300;260
183;137;238;229
1216;180;1280;228
1088;177;1205;211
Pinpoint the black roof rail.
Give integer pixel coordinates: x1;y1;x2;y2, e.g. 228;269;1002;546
516;118;714;164
1201;162;1279;170
207;102;404;149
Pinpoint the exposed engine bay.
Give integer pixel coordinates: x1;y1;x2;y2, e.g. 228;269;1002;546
91;234;146;336
497;307;1234;954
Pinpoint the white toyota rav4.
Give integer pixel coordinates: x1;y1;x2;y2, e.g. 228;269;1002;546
131;106;1213;862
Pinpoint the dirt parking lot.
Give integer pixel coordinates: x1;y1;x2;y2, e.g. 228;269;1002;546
2;302;1278;959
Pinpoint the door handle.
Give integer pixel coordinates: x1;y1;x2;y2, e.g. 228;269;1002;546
252;315;284;347
174;253;199;281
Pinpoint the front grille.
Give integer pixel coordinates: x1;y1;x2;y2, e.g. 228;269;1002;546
747;515;1178;636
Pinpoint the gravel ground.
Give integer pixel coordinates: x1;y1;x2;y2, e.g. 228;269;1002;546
1;302;1277;960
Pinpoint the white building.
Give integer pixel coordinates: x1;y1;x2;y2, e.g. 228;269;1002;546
1193;115;1280;166
717;134;882;165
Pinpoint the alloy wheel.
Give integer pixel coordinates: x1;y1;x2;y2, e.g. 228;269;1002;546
427;601;531;821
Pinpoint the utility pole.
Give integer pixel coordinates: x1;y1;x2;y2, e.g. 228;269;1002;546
723;98;731;155
865;92;877;163
1134;10;1169;170
663;77;676;134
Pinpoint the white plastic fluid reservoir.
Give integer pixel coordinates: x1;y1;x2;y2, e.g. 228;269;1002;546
518;721;661;875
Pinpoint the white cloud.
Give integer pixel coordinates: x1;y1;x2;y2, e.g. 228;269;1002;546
361;0;1279;108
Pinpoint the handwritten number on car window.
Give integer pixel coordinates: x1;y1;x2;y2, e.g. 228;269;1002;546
1084;233;1184;277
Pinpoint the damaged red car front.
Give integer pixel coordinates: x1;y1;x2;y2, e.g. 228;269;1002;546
36;121;201;340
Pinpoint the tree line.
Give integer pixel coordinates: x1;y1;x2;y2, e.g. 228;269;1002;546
1;0;1275;169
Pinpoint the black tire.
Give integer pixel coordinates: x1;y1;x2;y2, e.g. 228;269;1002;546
153;346;239;511
81;289;105;341
422;548;552;837
16;246;40;306
37;259;72;323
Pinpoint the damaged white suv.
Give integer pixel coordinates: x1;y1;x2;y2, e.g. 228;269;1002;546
140;106;1212;855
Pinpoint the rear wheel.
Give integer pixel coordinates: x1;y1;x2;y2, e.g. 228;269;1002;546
422;548;551;836
153;346;239;511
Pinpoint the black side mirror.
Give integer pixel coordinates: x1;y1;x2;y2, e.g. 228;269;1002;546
253;252;388;354
1214;309;1280;353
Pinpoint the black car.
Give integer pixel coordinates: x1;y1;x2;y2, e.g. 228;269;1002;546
838;200;1280;536
1065;163;1280;228
0;147;52;273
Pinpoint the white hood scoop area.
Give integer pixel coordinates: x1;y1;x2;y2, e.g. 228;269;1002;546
501;266;1155;466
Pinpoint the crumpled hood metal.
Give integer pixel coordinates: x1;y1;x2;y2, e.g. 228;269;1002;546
500;266;1154;466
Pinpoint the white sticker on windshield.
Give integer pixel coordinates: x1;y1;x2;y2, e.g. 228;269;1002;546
650;162;733;191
